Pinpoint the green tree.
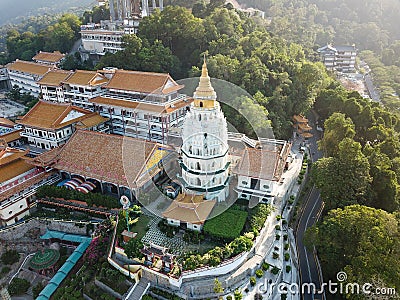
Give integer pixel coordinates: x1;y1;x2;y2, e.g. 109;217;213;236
124;238;144;260
8;278;30;296
318;112;356;157
305;205;400;294
312;138;371;210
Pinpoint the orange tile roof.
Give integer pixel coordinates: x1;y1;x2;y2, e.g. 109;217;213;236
297;123;312;131
32;51;65;63
0;171;55;202
75;113;108;129
0;118;15;127
292;115;308;123
0;147;28;166
1;129;22;143
105;70;184;95
38;70;72;86
7;60;52;76
234;142;291;181
17;101;103;130
162;193;216;224
63;70;109;86
0;147;33;182
30;130;162;187
90;96;192;114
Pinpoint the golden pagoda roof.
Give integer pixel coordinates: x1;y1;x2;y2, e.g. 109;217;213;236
193;57;217;101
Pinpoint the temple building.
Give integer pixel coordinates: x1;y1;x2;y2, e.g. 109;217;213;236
32;51;65;66
90;70;192;143
6;60;53;96
0;118;22;148
162;193;216;231
38;70;73;103
179;59;230;202
233;139;292;206
0;145;59;226
30;130;175;201
60;70;109;108
17;101;109;151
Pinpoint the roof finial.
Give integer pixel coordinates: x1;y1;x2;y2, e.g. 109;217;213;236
201;54;208;78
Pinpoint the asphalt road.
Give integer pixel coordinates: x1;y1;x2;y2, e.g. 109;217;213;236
295;114;325;300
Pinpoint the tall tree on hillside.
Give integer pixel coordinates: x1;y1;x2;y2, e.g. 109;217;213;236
305;205;400;297
318;112;356;157
312;138;371;210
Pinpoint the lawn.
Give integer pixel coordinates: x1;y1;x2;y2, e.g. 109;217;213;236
130;215;151;240
203;206;248;240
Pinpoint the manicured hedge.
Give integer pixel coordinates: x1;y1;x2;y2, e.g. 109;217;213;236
203;206;248;240
37;185;119;209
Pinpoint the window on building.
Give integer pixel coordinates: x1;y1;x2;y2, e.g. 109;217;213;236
242;181;248;185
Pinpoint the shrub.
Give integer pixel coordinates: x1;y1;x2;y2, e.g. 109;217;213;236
255;269;264;278
1;266;11;275
275;234;281;240
286;265;292;273
250;204;272;232
204;207;248;240
234;289;243;300
284;243;289;251
283;234;288;241
227;296;233;300
271;266;280;275
8;278;30;295
276;215;282;221
284;253;290;261
282;220;287;225
275;225;281;230
273;252;279;259
1;250;20;265
250;276;256;286
262;262;269;270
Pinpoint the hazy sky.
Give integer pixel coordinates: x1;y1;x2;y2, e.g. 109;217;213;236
0;0;94;25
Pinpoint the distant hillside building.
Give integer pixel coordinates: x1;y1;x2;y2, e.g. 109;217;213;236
80;0;164;61
317;44;357;72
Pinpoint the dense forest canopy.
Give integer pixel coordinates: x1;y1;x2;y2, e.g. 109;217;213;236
236;0;400;52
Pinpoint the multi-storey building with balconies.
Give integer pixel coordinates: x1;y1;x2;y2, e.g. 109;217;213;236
89;69;192;143
0;145;60;226
61;70;110;109
6;60;54;97
17;101;109;151
317;44;357;72
38;70;73;103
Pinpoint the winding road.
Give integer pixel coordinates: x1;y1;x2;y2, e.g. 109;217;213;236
295;113;325;300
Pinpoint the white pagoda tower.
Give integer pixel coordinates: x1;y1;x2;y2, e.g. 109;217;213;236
180;58;230;202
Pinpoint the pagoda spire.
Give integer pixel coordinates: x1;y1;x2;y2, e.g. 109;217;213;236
193;56;217;108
